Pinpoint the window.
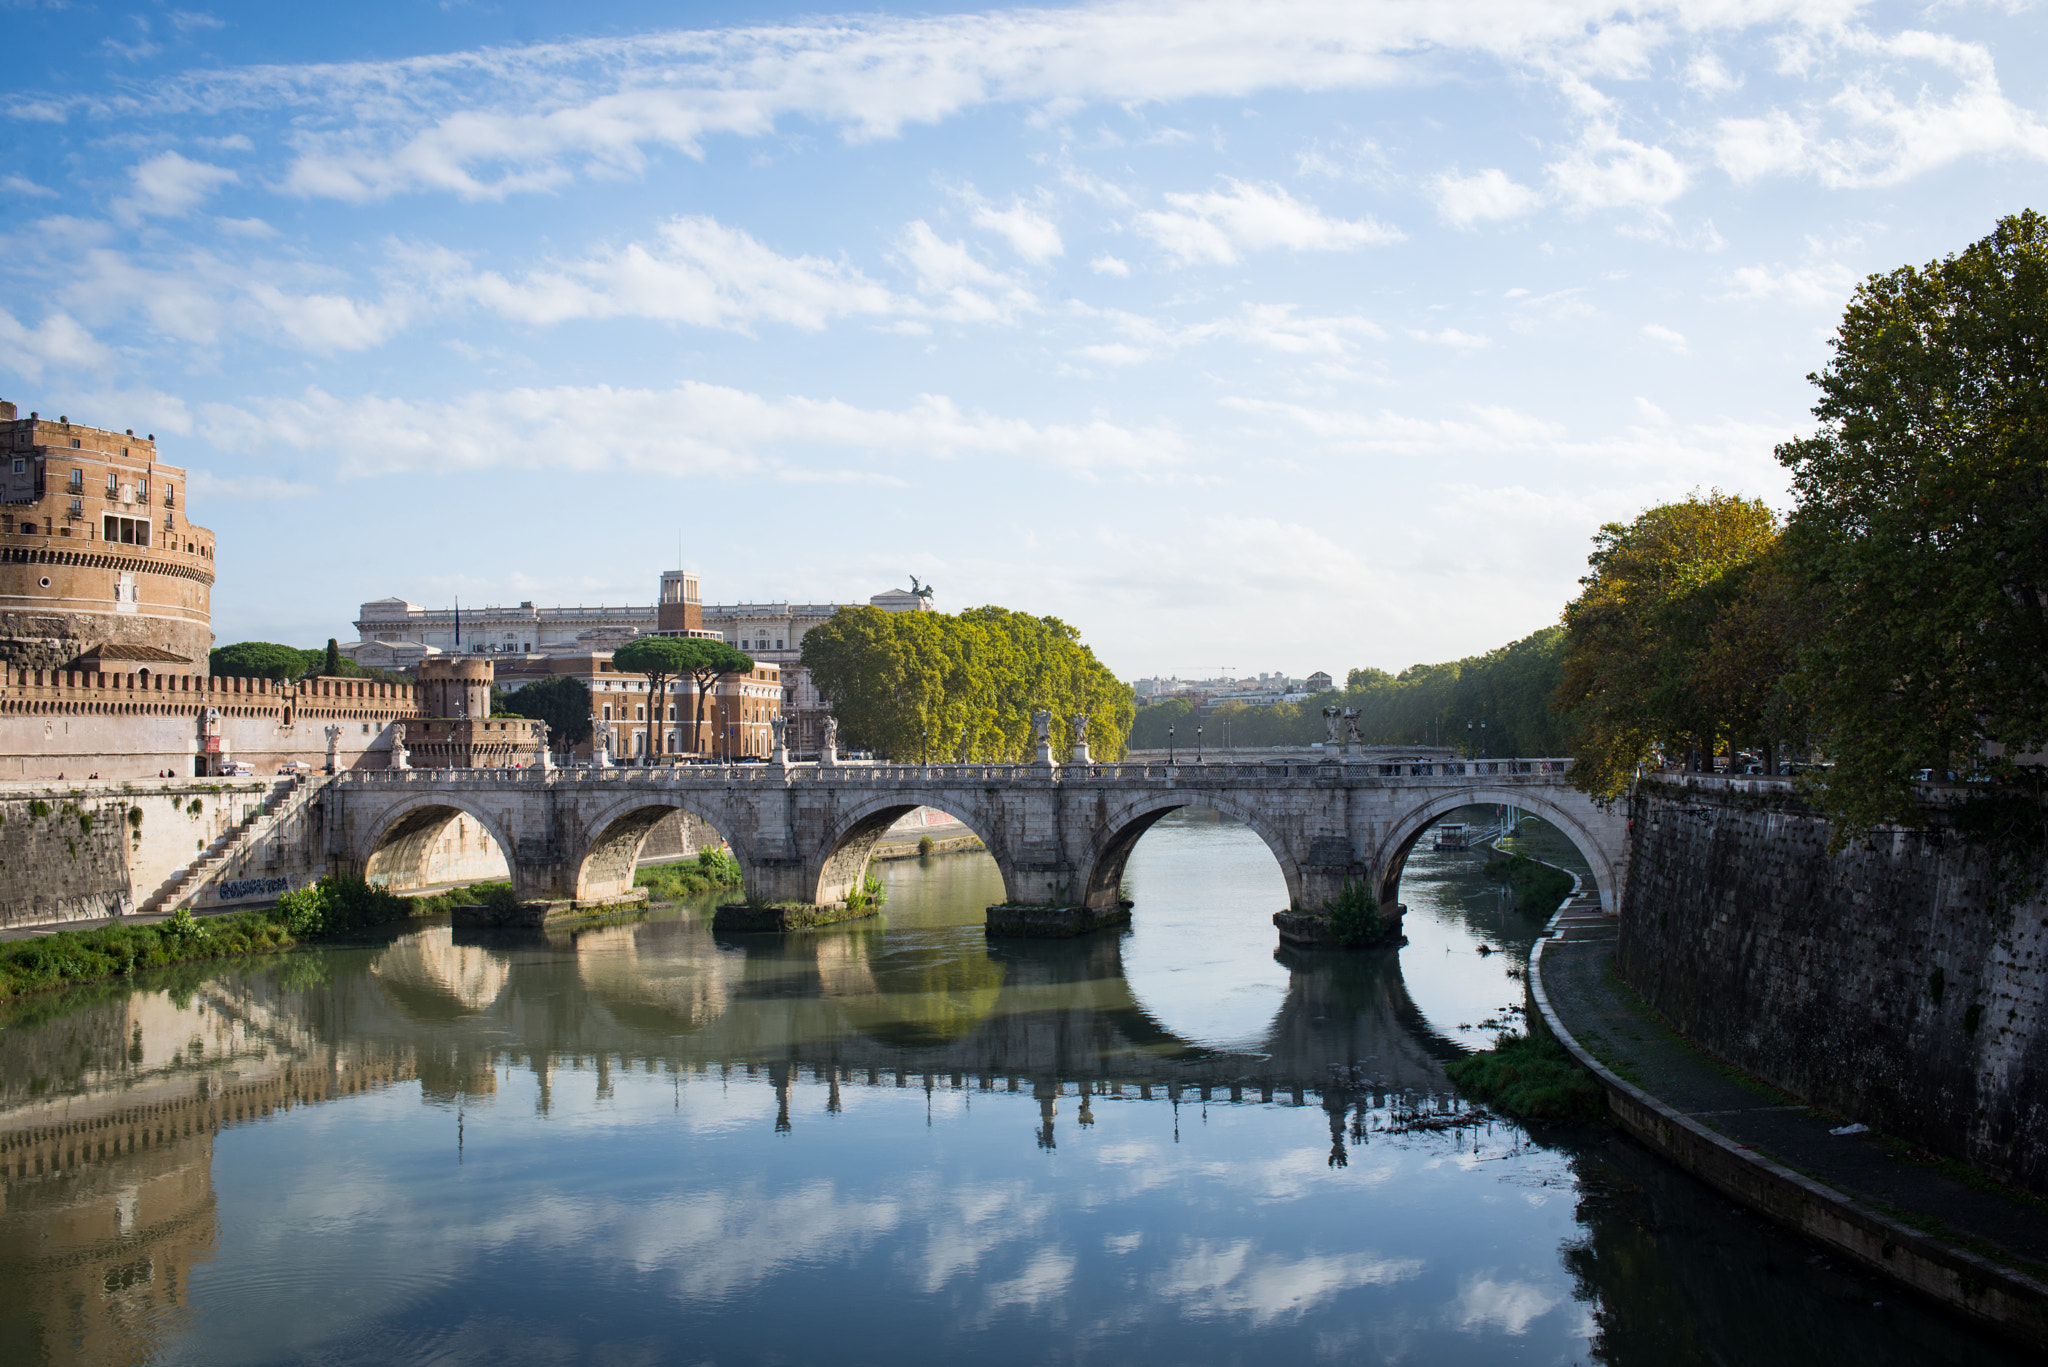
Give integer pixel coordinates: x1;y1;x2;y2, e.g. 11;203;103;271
602;705;612;720
70;438;80;449
69;497;81;515
165;484;175;508
68;468;82;489
636;706;645;720
136;478;148;499
107;473;118;495
9;458;20;474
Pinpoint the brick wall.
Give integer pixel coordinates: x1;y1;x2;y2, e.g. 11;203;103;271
1619;779;2048;1191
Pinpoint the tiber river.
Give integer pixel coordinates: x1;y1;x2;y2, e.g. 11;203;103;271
0;810;2027;1366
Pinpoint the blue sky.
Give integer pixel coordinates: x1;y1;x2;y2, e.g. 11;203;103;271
4;0;2044;679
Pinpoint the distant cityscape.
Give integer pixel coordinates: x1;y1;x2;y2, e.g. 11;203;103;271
1131;671;1334;712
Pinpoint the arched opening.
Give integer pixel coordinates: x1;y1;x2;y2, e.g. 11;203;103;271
811;799;1006;907
1084;795;1303;911
574;799;744;905
1373;791;1618;913
1101;803;1299;1048
363;802;513;893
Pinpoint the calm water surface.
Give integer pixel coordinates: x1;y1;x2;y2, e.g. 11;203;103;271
0;810;2025;1365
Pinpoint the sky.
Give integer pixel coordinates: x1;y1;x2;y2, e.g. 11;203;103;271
4;0;2045;681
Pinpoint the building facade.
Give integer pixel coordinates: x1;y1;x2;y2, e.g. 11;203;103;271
347;574;933;759
495;651;782;763
0;400;216;671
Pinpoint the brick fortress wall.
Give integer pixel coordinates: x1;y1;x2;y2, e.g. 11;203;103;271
0;670;422;780
1619;779;2048;1191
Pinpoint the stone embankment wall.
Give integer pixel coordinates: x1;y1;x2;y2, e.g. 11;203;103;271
0;779;286;928
1620;778;2048;1191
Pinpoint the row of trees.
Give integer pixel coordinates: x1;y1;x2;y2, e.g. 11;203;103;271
1559;210;2048;837
609;637;755;760
801;605;1133;762
1127;627;1572;756
208;639;408;684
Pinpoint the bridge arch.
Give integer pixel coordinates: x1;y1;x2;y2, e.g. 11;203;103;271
569;793;750;905
810;792;1014;907
1370;787;1623;912
358;794;522;896
1082;791;1306;912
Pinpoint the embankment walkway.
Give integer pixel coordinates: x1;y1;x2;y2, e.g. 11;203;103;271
1533;907;2048;1351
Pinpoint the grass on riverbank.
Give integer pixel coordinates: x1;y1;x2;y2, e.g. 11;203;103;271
1446;1016;1606;1123
634;849;744;902
0;876;513;1005
1484;851;1578;916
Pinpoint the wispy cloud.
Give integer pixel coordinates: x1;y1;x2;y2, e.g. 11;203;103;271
114;151;239;222
201;381;1184;480
1135;180;1401;265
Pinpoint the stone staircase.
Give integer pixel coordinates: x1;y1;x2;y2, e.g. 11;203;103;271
139;775;312;916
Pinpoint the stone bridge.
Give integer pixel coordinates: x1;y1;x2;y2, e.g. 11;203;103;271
326;755;1627;919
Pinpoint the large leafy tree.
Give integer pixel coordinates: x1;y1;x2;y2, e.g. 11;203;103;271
497;674;593;747
210;641;313;680
802;605;1132;762
1555;492;1782;799
1778;208;2048;832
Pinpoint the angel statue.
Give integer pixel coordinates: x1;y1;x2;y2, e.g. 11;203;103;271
907;574;935;601
1323;705;1341;745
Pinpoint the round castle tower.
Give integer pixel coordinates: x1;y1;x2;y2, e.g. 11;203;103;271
419;657;492;719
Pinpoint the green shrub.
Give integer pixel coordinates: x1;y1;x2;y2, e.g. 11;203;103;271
918;834;934;857
30;800;49;819
634;849;745;902
843;870;888;911
1326;879;1382;947
1446;1022;1605;1123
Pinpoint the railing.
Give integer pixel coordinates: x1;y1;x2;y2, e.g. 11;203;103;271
332;757;1577;788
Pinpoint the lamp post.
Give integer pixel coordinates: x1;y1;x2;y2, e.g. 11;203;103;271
1480;719;1487;759
1167;727;1175;764
1467;721;1473;758
1197;725;1204;763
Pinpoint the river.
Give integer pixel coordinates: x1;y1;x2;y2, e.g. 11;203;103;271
0;809;2024;1365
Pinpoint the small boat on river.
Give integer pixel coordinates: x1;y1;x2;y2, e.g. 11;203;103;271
1432;822;1471;852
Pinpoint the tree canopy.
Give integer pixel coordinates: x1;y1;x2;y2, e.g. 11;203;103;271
209;641;408;684
801;605;1132;762
496;674;593;747
1127;627;1572;756
1777;208;2048;832
1554;491;1786;799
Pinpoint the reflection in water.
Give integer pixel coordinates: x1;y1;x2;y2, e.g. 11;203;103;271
0;814;2025;1367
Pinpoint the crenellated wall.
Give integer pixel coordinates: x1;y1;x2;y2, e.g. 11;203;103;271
0;670;422;780
1619;778;2048;1192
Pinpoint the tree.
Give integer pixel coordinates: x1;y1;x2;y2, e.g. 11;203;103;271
323;638;341;677
801;605;1132;762
1778;208;2048;834
614;637;723;763
210;642;312;681
1555;492;1782;799
497;674;593;747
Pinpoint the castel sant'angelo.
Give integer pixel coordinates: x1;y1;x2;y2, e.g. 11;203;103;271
0;400;217;672
0;399;543;780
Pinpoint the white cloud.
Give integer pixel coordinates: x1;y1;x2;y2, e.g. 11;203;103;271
1076;301;1383;365
894;221;1036;322
1428;168;1542;228
1721;248;1859;309
965;193;1064;263
89;2;1815;204
200;381;1183;480
1090;254;1130;276
2;174;57;198
1640;323;1687;352
170;10;227;32
1409;327;1491;350
1135;180;1402;266
187;469;318;500
0;309;116;379
1546;126;1687;213
116;151;239;222
426;215;904;332
1712;31;2048;187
